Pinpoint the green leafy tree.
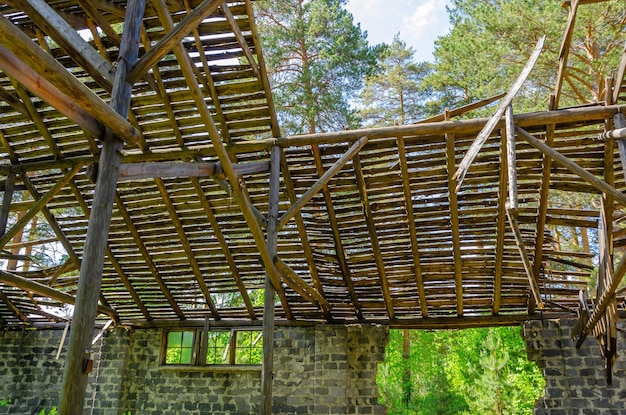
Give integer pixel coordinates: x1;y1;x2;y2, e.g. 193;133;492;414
358;34;434;126
427;0;625;112
255;0;380;134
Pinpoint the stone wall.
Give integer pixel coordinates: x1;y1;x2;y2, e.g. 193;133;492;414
0;324;388;415
524;318;626;415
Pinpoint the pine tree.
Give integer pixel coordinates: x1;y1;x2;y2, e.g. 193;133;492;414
358;34;433;126
255;0;380;134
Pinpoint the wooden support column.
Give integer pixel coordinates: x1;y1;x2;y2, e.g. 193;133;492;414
0;173;16;235
58;1;145;414
261;146;280;415
505;104;518;209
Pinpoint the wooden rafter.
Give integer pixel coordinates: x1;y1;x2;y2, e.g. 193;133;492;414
311;144;362;319
155;178;220;320
0;15;141;145
277;137;368;231
517;127;626;207
353;153;394;319
114;193;186;319
613;41;626;105
0;45;103;139
554;0;579;108
192;178;257;320
492;128;508;315
446;130;464;316
397;136;427;317
150;0;291;316
127;0;225;83
274;257;331;313
0;269;117;319
221;3;260;77
278;152;330;321
506;209;544;309
0;166;83;250
453;36;545;190
14;0;115;91
0;288;30;323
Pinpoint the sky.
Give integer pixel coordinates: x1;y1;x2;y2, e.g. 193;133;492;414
344;0;452;62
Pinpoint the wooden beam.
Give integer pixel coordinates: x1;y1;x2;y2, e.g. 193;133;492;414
0;15;141;145
453;36;545;190
397;136;428;317
353;153;394;319
0;288;29;323
576;235;626;347
150;0;290;317
126;0;225;83
221;3;260;77
506;208;544;310
114;192;185;318
278;152;331;321
277;137;368;231
416;93;506;124
155;178;220;320
517;127;626;207
446;129;464;316
117;161;269;181
0;165;83;250
0;269;117;319
192;178;256;320
58;2;146;414
261;146;280;415
554;0;579;108
0;83;29;117
0;173;16;235
311;144;362;319
274;257;331;313
244;0;282;138
14;0;115;91
599;127;626;140
0;45;104;139
612;41;626;105
505;104;518;209
493;128;508;315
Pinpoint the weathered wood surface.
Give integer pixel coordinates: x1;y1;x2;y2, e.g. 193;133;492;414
0;1;624;329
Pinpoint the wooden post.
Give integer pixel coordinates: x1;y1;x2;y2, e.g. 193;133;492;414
57;1;145;414
261;146;280;415
0;172;15;235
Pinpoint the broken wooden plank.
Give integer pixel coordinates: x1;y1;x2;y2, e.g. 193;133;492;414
554;0;579;108
453;36;545;191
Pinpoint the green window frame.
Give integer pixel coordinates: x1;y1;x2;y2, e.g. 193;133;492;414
162;328;262;366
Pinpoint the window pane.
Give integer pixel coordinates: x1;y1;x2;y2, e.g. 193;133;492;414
167;331;182;347
182;331;194;347
180;347;192;364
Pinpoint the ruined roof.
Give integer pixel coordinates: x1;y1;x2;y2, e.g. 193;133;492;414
0;0;625;329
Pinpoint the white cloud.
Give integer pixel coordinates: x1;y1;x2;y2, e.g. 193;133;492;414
401;0;442;39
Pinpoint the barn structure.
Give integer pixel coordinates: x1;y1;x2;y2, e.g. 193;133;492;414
0;0;625;414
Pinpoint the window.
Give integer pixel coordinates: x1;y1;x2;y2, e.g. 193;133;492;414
163;328;262;366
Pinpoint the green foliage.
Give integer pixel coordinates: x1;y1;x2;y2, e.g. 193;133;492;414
427;0;625;112
377;327;544;415
0;399;9;407
38;408;57;415
256;0;380;134
358;34;434;126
